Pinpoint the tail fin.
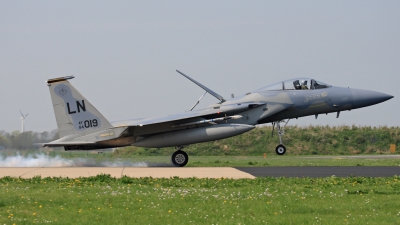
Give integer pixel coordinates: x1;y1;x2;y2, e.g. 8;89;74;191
46;76;112;138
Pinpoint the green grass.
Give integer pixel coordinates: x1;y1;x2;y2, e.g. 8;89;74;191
2;126;400;155
188;155;400;167
3;150;400;167
40;153;400;167
112;126;400;156
1;175;400;224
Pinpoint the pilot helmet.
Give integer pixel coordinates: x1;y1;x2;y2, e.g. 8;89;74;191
301;80;307;85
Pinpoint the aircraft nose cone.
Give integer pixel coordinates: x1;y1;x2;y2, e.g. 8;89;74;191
351;89;393;109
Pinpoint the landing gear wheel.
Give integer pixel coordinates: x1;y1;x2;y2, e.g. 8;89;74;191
171;150;189;167
275;144;286;155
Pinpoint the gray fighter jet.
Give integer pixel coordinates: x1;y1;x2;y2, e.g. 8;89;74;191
44;71;393;166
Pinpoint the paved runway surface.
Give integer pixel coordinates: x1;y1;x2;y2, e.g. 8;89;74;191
236;166;400;177
1;166;399;179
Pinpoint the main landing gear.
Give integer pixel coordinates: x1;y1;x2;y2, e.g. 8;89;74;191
171;146;189;167
272;119;290;155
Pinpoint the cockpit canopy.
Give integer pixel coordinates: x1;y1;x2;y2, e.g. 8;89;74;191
256;78;331;92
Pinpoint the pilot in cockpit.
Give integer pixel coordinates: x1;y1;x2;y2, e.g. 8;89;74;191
301;80;308;89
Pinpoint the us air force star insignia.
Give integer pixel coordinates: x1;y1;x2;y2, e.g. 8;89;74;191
59;88;67;96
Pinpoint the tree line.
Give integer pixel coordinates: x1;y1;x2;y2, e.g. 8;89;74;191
0;130;58;150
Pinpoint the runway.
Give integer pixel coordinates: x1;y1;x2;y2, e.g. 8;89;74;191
0;166;399;179
236;166;400;178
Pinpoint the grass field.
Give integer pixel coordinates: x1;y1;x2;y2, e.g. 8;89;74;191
1;175;400;224
3;125;399;155
2;126;399;224
186;155;400;167
51;148;400;167
110;126;400;156
105;155;400;167
2;150;400;167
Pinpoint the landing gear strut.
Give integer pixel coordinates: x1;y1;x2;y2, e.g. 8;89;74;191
171;146;189;167
272;119;290;155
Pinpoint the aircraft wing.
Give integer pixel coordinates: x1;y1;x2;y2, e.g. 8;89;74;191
112;110;219;127
112;101;267;137
112;101;266;127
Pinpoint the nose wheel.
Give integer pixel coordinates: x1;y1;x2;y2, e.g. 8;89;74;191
275;144;286;155
172;146;189;167
272;120;290;155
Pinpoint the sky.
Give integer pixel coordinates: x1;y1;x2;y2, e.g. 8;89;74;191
1;1;399;133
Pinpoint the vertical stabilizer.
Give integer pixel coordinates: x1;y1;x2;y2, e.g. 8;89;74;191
46;76;112;138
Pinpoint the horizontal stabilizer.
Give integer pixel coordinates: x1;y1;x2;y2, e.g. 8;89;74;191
46;76;75;84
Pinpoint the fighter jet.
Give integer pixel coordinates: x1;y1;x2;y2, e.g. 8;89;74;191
43;71;393;166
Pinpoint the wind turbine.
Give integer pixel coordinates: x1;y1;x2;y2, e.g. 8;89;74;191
19;110;29;133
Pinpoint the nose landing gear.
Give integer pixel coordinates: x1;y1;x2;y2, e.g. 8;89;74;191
275;144;286;155
272;119;290;155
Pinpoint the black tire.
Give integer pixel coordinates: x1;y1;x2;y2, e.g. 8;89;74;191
275;144;286;155
171;150;189;167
